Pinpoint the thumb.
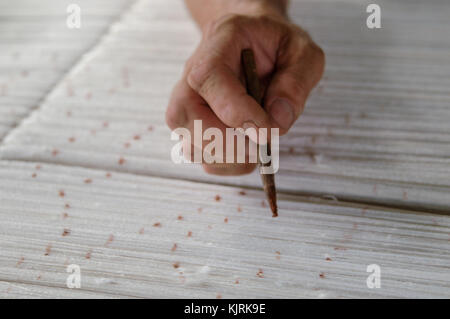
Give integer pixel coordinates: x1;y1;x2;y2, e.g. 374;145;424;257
264;45;325;135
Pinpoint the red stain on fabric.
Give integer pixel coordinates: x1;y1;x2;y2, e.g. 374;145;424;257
171;243;178;252
275;251;281;260
44;244;52;256
216;294;222;299
85;250;92;259
147;126;154;132
177;215;183;221
256;269;264;278
139;227;145;234
326;257;332;261
133;135;141;140
215;195;221;202
68;137;76;143
84;178;92;184
62;212;69;219
105;234;114;246
51;149;59;156
173;262;180;269
237;205;242;212
105;172;112;178
224;218;228;223
319;272;325;279
118;157;126;165
238;190;246;196
153;222;161;227
123;142;131;148
62;228;71;237
187;231;192;237
31;173;37;178
58;190;65;197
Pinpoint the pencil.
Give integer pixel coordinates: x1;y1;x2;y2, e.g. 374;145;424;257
241;49;278;217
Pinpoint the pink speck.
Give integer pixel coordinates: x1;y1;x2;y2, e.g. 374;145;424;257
256;269;264;278
62;228;71;237
16;257;24;267
44;244;52;256
402;191;408;200
105;234;114;246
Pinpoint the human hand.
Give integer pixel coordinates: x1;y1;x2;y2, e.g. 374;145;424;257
166;10;325;175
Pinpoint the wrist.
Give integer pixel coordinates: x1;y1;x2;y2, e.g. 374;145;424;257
188;0;288;31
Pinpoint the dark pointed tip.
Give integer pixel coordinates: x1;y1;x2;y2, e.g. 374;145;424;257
270;200;278;218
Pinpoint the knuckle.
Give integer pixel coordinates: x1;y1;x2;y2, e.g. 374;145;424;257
287;73;309;99
187;58;216;93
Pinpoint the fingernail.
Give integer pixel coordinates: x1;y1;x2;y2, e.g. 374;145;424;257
242;121;260;144
269;99;295;130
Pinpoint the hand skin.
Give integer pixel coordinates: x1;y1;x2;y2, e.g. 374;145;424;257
166;0;325;176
